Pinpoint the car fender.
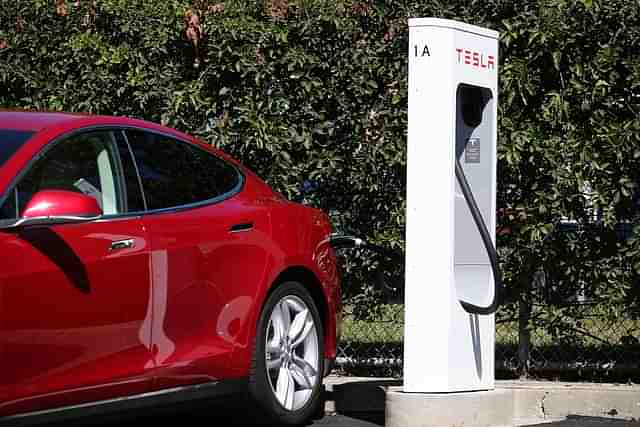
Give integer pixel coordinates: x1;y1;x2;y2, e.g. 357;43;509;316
230;202;340;375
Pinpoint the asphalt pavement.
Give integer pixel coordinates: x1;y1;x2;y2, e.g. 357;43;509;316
16;379;640;427
40;398;639;427
44;396;385;427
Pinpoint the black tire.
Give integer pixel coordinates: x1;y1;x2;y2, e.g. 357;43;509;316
249;281;325;426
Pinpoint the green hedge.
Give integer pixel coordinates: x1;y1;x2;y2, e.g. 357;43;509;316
2;0;640;373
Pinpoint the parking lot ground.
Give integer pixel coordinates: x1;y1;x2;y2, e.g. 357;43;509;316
324;376;640;427
45;397;384;427
42;398;638;427
28;404;640;427
17;376;640;426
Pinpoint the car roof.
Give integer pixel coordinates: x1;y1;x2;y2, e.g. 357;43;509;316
0;110;241;166
0;110;88;132
0;111;197;146
0;110;268;199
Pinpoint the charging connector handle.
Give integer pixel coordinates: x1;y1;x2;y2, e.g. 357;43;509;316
455;158;502;315
328;235;404;261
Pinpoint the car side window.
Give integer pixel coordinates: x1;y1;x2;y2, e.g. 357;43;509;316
0;131;122;219
0;188;17;220
114;131;146;212
125;130;240;210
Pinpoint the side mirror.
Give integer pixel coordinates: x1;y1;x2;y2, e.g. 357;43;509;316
17;190;102;226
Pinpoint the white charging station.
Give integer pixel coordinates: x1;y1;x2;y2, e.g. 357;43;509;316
404;18;499;393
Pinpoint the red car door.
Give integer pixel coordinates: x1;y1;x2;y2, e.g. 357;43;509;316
0;130;153;415
125;130;271;388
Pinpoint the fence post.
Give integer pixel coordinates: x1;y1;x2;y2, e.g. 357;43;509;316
518;276;533;378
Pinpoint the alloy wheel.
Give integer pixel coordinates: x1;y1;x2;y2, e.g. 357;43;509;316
265;295;319;411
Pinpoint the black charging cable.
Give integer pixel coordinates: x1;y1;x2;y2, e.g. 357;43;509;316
327;234;404;296
327;158;502;315
454;158;502;315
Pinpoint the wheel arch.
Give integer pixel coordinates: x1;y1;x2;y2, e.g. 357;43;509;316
269;266;328;337
267;265;336;373
248;270;329;423
232;262;338;378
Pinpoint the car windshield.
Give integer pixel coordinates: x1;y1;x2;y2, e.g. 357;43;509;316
0;129;34;167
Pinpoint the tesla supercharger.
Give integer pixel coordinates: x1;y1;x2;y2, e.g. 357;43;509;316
405;18;499;393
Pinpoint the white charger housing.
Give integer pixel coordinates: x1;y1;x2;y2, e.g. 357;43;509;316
404;18;499;393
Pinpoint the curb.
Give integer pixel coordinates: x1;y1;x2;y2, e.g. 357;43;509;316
323;376;640;426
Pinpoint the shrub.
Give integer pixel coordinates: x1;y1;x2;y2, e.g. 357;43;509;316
2;0;640;374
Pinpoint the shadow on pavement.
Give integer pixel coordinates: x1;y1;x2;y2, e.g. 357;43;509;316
42;393;384;427
16;391;640;427
332;380;401;413
53;396;262;427
328;379;399;426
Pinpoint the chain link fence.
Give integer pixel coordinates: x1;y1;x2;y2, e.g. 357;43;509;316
335;303;404;377
335;300;640;380
495;301;640;380
332;219;640;380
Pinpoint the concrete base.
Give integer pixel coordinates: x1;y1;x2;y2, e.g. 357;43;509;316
386;387;514;427
503;380;640;423
324;376;640;425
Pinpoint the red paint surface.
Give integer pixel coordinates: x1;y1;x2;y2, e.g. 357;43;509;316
22;190;103;218
0;111;340;416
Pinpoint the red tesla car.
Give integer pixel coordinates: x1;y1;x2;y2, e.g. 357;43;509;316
0;111;341;425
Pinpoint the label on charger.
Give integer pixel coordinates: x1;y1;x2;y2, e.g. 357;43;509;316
465;138;480;163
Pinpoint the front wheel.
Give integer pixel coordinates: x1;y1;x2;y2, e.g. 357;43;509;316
249;281;324;426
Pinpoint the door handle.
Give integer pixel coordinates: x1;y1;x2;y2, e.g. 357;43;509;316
109;239;135;251
229;222;254;233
